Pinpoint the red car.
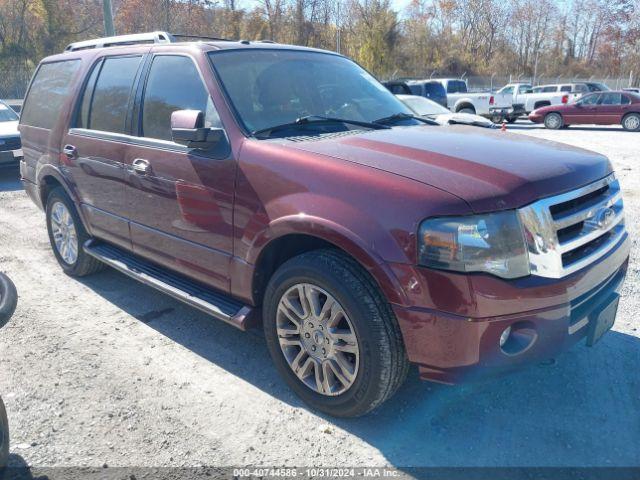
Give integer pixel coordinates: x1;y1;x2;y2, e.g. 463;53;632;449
529;91;640;131
19;33;630;416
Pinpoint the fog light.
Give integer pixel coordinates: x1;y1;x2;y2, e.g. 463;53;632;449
499;326;512;347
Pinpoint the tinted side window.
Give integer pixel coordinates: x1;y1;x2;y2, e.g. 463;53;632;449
621;95;631;105
424;83;445;97
89;56;142;133
142;55;221;142
447;81;467;94
599;93;622;105
560;85;572;92
408;84;422;95
580;94;600;105
76;63;100;129
21;60;80;129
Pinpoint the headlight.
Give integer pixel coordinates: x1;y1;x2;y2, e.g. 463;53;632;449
418;211;530;279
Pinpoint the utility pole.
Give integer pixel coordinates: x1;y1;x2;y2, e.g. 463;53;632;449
103;0;115;37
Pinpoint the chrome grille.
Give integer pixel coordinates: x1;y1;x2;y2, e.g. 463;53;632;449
518;174;626;278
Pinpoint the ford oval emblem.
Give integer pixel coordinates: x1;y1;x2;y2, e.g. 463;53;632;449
596;207;615;229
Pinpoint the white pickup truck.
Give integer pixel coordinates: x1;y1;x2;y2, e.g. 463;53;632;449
432;78;516;120
497;83;586;114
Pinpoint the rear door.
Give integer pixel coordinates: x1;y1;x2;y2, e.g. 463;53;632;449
124;53;235;292
63;54;146;249
593;92;626;125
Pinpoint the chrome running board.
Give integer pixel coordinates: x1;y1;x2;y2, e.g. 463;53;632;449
83;240;254;330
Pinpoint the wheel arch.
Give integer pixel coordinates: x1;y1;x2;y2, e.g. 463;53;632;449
454;100;475;113
534;100;552;110
37;166;90;232
249;219;408;309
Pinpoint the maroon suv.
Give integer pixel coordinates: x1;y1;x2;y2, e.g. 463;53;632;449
19;33;630;417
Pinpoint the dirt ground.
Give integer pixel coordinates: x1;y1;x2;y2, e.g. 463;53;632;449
0;123;638;473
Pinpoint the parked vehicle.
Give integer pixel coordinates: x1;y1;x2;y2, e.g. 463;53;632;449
0;100;22;167
396;94;496;128
20;32;630;417
382;80;412;95
0;272;18;469
529;91;640;131
431;78;516;119
404;80;448;108
499;83;581;114
623;87;640;94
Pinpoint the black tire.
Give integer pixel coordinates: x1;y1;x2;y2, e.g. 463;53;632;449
0;273;17;330
0;397;8;469
263;249;409;417
544;112;563;130
507;116;518;124
45;187;104;277
622;113;640;132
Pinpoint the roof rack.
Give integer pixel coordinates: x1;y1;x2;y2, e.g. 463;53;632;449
65;31;175;51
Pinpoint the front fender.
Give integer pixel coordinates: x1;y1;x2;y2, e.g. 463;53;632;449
241;193;413;306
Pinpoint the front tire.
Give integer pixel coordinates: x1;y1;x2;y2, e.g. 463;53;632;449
544;112;563;129
45;187;104;277
263;250;409;417
622;113;640;132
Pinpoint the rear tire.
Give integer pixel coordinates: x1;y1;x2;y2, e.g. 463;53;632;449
458;107;475;115
0;397;8;469
622;113;640;132
0;273;17;330
45;187;104;277
263;249;409;417
544;112;563;130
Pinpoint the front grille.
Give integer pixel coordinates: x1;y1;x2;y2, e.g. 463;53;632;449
518;174;626;278
0;135;21;151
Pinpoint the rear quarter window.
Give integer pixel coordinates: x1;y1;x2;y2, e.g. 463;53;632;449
21;60;80;129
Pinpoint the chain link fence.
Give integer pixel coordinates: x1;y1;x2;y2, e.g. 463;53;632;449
0;64;34;103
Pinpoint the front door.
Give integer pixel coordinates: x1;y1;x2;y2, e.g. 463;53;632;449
564;93;601;124
64;54;145;249
124;53;235;292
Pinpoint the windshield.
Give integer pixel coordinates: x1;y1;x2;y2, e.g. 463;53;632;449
0;103;19;122
209;49;413;135
398;95;449;116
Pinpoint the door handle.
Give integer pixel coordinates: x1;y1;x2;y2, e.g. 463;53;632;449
63;144;77;159
132;158;151;175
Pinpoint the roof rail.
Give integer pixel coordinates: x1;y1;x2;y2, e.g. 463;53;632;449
171;33;234;42
65;31;175;52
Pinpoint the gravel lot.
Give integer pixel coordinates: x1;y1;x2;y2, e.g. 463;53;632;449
0;123;638;474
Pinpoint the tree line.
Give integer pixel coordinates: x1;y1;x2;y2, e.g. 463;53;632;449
0;0;638;88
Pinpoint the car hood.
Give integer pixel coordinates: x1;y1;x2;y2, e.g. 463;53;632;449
0;121;19;137
285;125;611;212
431;112;495;128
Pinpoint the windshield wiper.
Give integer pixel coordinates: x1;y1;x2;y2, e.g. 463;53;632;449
251;115;390;138
374;112;439;126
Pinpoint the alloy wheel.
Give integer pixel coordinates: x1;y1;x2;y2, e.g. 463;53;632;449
276;283;360;396
624;115;639;131
50;201;78;265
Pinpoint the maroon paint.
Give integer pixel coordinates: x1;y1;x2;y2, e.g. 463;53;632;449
19;42;630;384
529;91;640;126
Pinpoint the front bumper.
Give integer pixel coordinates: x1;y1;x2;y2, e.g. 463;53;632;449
391;234;630;384
528;112;544;123
0;148;22;166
